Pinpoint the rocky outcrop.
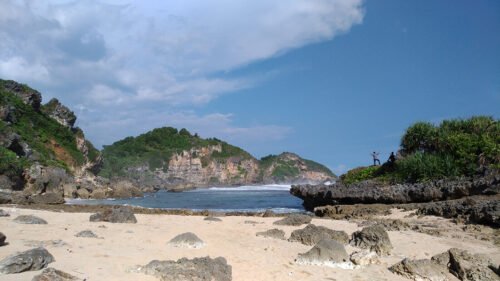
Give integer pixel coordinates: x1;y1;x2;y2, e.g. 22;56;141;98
32;268;81;281
273;214;312;226
42;98;76;129
295;239;350;267
89;206;137;223
389;258;450;281
416;196;500;227
389;248;499;281
137;256;232;281
291;170;499;210
0;80;42;111
168;232;205;249
289;224;349;246
350;225;392;256
0;247;54;274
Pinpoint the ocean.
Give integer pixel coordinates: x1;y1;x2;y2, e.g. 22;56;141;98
67;184;305;213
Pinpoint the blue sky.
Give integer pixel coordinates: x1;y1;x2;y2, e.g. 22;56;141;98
1;0;499;175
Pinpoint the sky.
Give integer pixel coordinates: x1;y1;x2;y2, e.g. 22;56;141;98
0;0;499;175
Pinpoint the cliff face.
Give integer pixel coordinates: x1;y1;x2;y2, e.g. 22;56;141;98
101;131;336;190
0;79;103;202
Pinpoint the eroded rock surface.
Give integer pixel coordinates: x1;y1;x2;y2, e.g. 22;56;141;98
0;247;54;274
89;206;137;223
289;224;349;246
137;256;232;281
295;239;350;267
32;268;80;281
350;225;392;255
168;232;205;249
75;230;98;238
389;258;450;281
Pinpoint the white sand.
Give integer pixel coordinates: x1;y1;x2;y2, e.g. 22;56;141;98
0;207;498;281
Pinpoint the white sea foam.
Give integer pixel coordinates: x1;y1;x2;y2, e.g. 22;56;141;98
203;184;291;192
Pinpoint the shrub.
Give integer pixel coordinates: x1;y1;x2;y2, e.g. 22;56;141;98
340;166;380;185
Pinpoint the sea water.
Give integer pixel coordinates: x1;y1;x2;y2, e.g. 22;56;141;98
67;184;305;213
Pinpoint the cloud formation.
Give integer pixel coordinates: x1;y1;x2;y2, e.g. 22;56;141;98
0;0;364;146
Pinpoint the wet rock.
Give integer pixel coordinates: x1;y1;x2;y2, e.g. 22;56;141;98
168;232;205;249
389;258;450;281
350;250;380;266
0;247;54;274
448;248;499;281
89;206;137;223
204;217;222;222
289;224;349;246
273;214;312;226
75;230;98;238
350;225;392;255
31;192;65;204
0;209;10;217
295;239;350;267
13;215;48;224
0;232;6;246
137;256;232;281
32;267;80;281
256;229;285;240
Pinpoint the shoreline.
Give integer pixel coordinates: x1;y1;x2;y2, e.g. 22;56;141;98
0;206;498;280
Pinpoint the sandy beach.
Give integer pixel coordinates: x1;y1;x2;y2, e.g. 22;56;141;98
0;207;498;281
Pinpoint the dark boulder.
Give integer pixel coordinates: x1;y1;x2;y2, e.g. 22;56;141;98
89;206;137;223
289;224;349;246
0;232;6;246
0;247;54;274
273;214;312;226
32;267;80;281
256;229;286;240
13;215;48;224
137;256;232;281
350;225;392;255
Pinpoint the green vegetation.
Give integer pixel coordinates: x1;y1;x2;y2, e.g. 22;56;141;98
0;81;92;172
340;166;380;185
341;116;499;184
99;127;253;178
259;153;335;181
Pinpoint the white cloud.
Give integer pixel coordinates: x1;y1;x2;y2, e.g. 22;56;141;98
0;0;364;146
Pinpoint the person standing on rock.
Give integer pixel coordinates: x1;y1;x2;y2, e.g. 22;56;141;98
388;152;396;164
372;152;380;166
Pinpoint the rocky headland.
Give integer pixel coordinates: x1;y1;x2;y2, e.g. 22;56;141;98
0;79;335;204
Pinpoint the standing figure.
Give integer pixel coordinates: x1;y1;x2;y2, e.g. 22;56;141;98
372;152;380;166
388;152;396;164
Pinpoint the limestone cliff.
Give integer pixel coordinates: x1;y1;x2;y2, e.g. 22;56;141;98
100;129;336;190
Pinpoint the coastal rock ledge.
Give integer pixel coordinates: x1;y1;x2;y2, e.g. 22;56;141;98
290;169;499;209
